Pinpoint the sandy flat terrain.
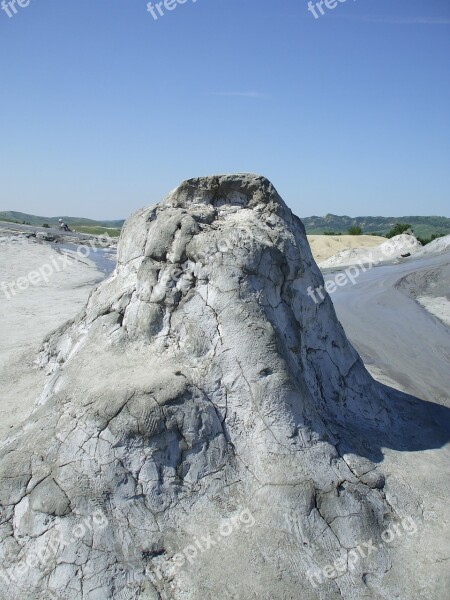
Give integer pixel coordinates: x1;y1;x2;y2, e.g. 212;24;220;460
307;234;383;262
0;236;105;438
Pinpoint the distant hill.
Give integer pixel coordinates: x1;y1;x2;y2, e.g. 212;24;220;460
0;211;125;236
302;214;450;238
2;211;450;240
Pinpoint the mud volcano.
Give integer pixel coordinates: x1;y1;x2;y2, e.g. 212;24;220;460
1;175;448;599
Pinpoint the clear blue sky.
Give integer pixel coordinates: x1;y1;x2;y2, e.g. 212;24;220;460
0;0;449;220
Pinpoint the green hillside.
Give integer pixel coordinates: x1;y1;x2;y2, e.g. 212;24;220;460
302;214;450;238
0;211;124;236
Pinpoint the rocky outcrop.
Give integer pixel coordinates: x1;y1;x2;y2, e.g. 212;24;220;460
0;175;447;599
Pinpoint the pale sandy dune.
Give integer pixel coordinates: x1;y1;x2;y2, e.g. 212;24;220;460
307;234;383;263
318;233;422;270
0;236;104;438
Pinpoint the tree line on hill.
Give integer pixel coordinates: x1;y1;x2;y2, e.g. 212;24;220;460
303;214;450;238
322;223;445;245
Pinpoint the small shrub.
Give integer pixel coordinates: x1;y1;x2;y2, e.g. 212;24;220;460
417;233;444;246
386;223;411;239
348;226;362;235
